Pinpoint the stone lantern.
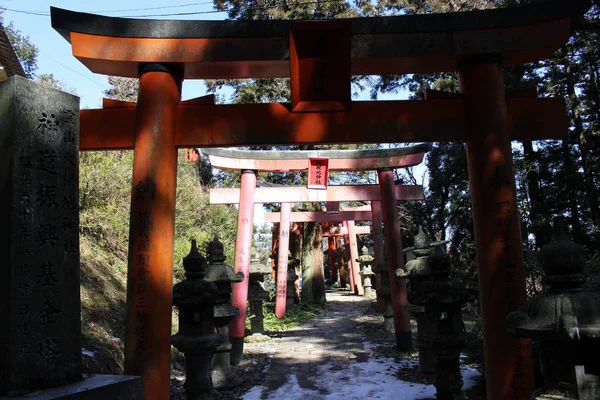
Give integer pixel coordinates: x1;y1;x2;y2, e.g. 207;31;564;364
204;234;244;389
415;246;471;399
506;223;600;399
357;246;375;298
248;251;271;335
373;255;394;333
172;240;224;400
287;251;300;309
405;226;436;377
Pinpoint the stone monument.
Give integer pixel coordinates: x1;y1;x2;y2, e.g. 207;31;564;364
172;240;224;399
417;246;471;399
507;222;600;400
0;77;82;395
405;226;436;377
373;256;394;333
356;246;375;298
248;252;271;335
205;234;244;389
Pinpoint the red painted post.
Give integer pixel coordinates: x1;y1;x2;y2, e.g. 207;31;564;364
458;56;534;400
124;64;181;400
328;236;337;282
347;220;364;296
336;236;346;287
342;221;356;292
275;202;291;318
229;169;257;365
378;168;412;351
371;200;385;313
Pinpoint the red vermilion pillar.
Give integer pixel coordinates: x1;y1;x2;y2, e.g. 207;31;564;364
275;202;291;318
347;220;364;296
378;168;412;351
458;56;533;400
371;200;385;313
328;236;337;282
124;64;181;400
229;169;257;365
342;221;356;292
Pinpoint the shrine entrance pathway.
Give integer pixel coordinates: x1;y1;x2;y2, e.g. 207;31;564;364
241;288;481;400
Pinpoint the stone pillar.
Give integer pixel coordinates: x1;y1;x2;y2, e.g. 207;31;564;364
342;221;355;292
371;200;385;313
0;77;82;395
286;253;299;309
124;64;181;399
458;56;533;400
229;169;256;365
347;221;364;296
205;235;244;388
275;202;291;318
357;246;375;298
405;227;436;377
378;168;412;352
248;254;271;335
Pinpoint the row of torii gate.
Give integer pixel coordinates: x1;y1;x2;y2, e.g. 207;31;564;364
50;1;590;399
203;144;430;363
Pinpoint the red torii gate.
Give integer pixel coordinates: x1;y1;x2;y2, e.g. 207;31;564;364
210;184;422;335
265;207;382;308
206;144;427;356
51;2;589;399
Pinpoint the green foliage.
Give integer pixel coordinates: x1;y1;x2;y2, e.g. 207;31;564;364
79;150;239;283
262;302;325;332
3;21;38;78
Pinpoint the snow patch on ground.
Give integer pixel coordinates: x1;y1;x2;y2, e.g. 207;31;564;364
242;352;481;400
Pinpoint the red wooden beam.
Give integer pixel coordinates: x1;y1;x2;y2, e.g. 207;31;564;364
79;97;567;150
209;184;423;204
265;210;372;223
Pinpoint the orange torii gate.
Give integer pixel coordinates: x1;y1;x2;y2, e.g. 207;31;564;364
206;144;428;355
264;208;380;306
51;2;589;399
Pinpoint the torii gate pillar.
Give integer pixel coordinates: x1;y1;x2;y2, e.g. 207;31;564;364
124;64;181;399
458;56;533;400
378;168;412;352
230;169;257;365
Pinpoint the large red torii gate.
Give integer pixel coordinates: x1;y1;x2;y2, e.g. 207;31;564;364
51;2;589;399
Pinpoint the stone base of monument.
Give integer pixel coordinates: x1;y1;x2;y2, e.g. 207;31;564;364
12;375;142;400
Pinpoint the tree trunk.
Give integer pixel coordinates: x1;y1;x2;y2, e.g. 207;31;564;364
301;221;325;304
521;140;546;249
562;140;584;243
566;62;600;245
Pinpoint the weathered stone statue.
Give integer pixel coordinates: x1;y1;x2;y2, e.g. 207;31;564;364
172;240;224;399
373;256;394;333
248;252;271;335
357;246;376;298
204;235;244;389
506;222;600;400
414;246;471;399
405;226;436;377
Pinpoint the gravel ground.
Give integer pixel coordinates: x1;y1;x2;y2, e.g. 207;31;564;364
170;289;485;399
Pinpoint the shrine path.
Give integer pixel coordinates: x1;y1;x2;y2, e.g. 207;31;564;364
242;289;481;400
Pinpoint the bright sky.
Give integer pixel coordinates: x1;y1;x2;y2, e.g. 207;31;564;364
5;1;422;225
